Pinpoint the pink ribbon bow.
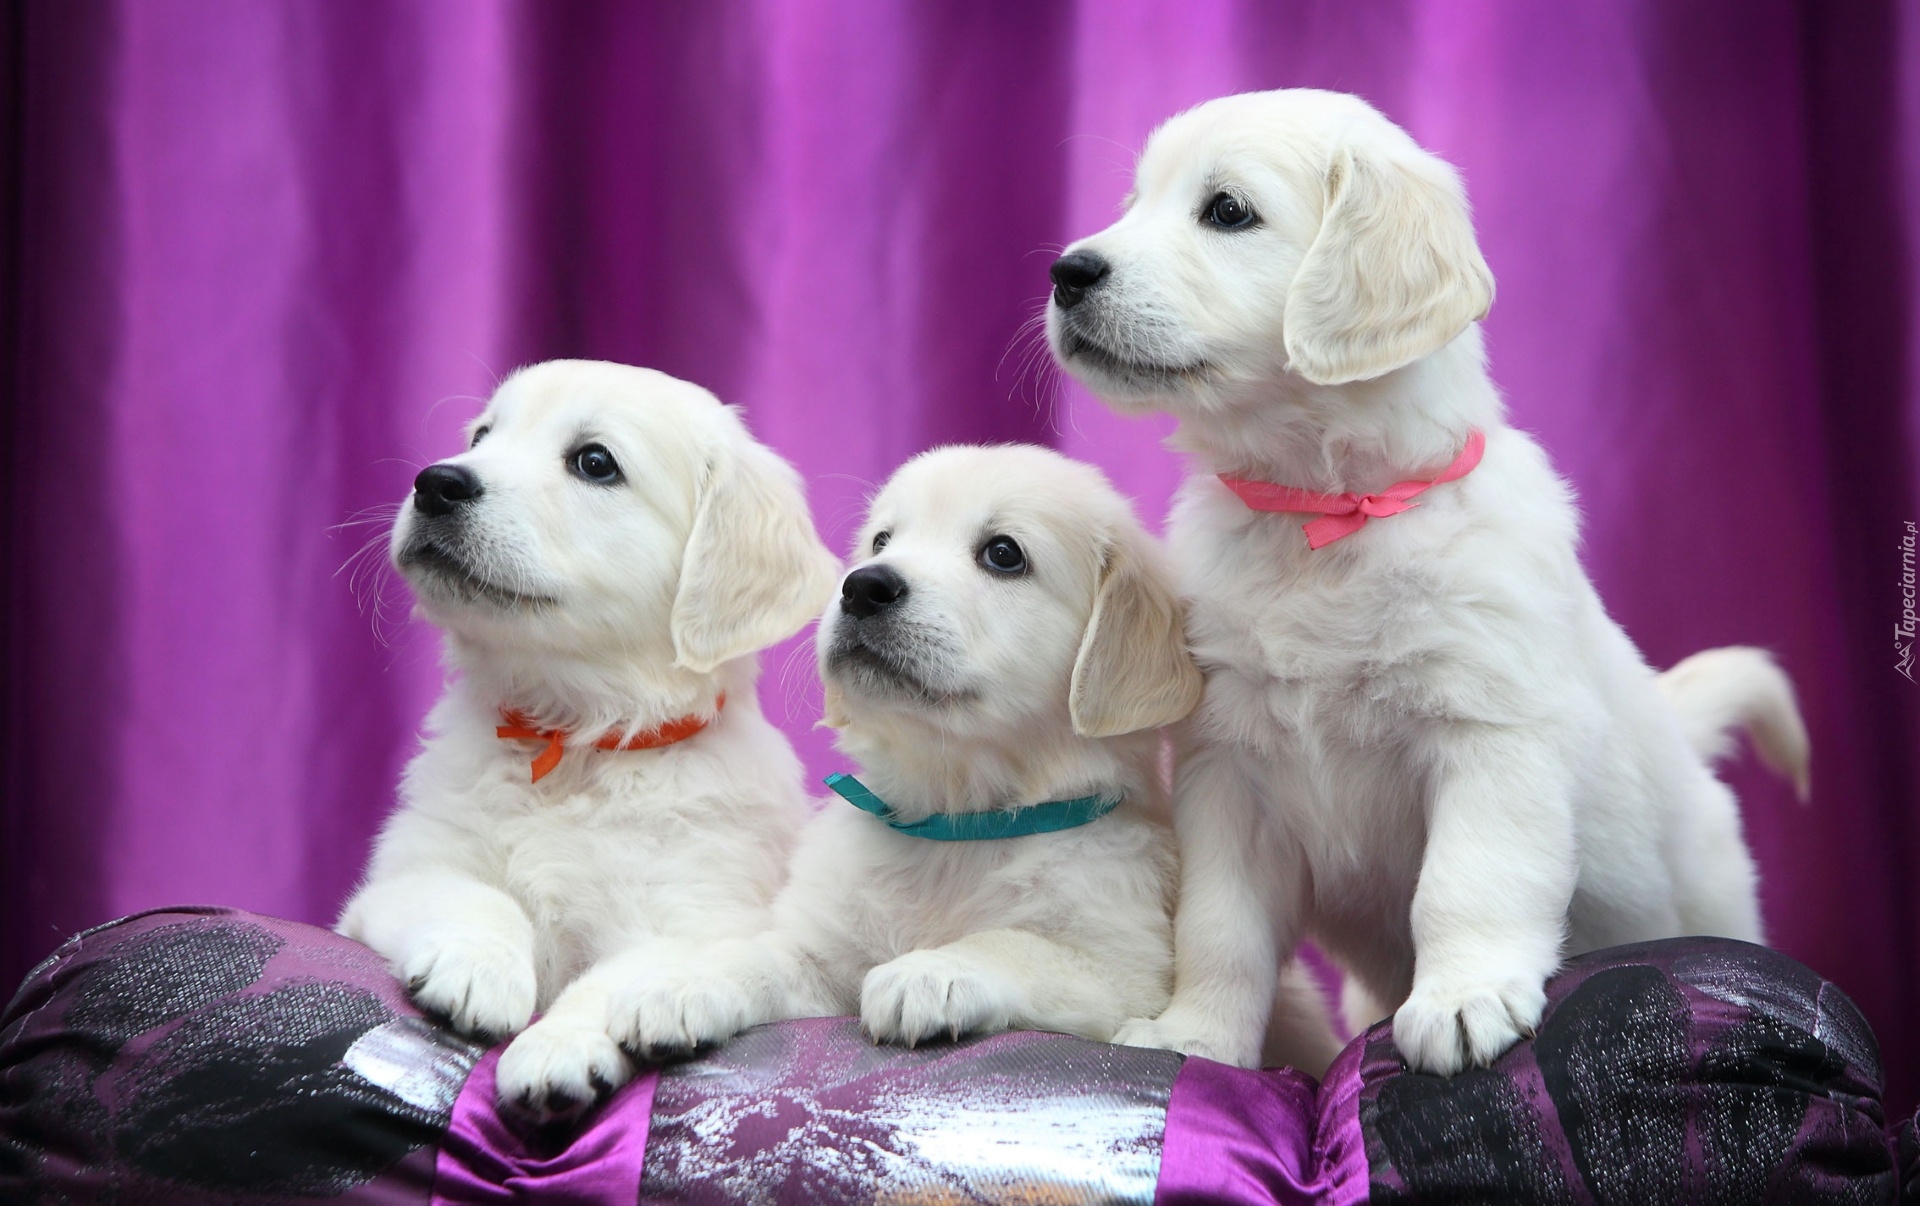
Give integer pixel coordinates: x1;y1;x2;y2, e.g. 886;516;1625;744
1219;429;1486;550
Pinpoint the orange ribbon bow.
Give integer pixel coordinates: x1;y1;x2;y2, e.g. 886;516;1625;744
496;693;725;783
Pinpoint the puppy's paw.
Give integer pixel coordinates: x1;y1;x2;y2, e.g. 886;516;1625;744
1393;972;1547;1076
860;949;1017;1047
496;1016;632;1123
401;937;538;1041
1111;1012;1260;1067
607;972;755;1062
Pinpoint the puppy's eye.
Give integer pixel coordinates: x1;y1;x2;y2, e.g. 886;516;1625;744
470;424;491;448
978;536;1027;576
871;531;891;554
1203;192;1257;230
569;443;622;484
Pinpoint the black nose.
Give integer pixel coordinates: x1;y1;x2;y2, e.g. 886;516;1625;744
840;565;908;619
1049;251;1110;309
413;463;483;518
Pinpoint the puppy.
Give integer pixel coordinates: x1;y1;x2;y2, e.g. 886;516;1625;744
1047;89;1809;1075
608;444;1342;1071
337;360;838;1115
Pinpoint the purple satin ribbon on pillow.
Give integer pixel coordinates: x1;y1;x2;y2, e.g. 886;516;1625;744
1157;1056;1360;1206
431;1050;660;1205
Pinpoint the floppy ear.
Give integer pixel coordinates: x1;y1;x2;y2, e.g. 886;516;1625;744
1069;532;1205;739
819;681;850;730
671;435;839;674
1283;143;1495;385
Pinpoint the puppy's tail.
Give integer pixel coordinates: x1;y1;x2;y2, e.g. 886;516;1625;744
1656;646;1810;802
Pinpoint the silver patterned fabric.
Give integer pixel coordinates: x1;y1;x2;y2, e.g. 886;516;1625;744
640;1016;1182;1205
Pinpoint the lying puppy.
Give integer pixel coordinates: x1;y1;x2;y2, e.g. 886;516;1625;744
1047;89;1809;1075
337;360;838;1115
610;444;1343;1072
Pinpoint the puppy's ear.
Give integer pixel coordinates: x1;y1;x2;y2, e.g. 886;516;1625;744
1283;144;1494;385
1069;532;1204;739
819;681;850;730
671;433;839;674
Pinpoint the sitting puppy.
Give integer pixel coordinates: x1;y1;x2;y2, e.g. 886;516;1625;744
337;359;838;1115
609;444;1343;1072
1046;89;1810;1075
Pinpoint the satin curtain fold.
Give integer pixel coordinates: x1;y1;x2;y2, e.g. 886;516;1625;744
6;0;1917;1108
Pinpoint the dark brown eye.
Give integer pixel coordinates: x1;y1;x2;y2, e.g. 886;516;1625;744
871;530;891;554
979;536;1026;576
1203;192;1257;229
470;424;491;448
569;443;621;484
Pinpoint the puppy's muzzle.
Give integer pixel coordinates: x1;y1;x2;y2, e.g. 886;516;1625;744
840;565;907;619
1049;250;1110;310
413;462;483;518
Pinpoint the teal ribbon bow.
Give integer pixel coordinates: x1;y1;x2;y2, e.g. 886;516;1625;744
824;773;1122;841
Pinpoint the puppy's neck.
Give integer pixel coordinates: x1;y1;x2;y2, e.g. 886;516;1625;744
1174;330;1504;493
834;712;1158;824
447;637;738;738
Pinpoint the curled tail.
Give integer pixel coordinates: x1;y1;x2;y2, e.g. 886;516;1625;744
1656;646;1810;801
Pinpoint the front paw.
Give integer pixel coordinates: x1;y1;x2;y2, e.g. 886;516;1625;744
1111;1011;1259;1067
860;949;1016;1047
1393;972;1547;1076
401;937;537;1040
606;971;755;1062
496;1017;632;1123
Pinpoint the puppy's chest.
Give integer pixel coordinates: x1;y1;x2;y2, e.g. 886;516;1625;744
462;755;743;906
1192;598;1449;742
1186;527;1470;726
843;837;1063;955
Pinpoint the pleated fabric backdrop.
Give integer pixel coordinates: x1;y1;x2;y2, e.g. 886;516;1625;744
6;1;1918;1109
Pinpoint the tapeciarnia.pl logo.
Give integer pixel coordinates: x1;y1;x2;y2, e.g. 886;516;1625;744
1900;520;1917;682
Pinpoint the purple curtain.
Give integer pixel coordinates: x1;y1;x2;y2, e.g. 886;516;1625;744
7;0;1917;1112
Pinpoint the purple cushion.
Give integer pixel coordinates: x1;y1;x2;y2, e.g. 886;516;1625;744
1;909;1903;1203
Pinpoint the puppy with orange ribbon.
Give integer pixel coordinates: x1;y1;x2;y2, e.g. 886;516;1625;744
337;360;837;1119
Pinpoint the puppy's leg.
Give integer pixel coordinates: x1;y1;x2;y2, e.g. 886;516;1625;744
1338;976;1392;1039
605;931;829;1060
860;929;1125;1045
1670;772;1764;944
1393;726;1576;1076
1112;744;1308;1068
498;931;826;1120
340;872;538;1041
494;960;636;1122
495;940;705;1121
1260;960;1344;1077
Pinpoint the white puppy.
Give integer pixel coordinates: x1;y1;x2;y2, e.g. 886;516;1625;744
337;359;838;1116
1047;89;1809;1075
608;444;1342;1072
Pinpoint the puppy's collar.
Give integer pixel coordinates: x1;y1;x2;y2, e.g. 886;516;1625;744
824;773;1122;841
496;693;724;783
1219;429;1485;549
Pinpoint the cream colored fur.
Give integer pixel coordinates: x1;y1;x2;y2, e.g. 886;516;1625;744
336;360;837;1117
1046;89;1808;1075
608;444;1343;1073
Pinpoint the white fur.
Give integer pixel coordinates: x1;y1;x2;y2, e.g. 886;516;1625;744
609;444;1343;1073
1658;647;1811;801
336;360;838;1117
1047;89;1808;1075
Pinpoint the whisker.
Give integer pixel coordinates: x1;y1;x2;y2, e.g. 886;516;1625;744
777;639;820;726
425;394;486;421
461;349;506;391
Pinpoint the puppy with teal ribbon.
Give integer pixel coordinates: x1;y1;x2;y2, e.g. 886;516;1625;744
606;444;1342;1071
